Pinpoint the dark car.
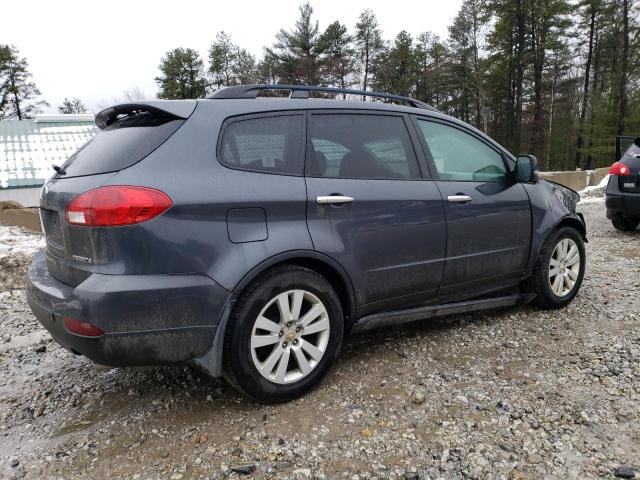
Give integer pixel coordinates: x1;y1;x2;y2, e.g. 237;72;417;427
27;84;587;403
606;138;640;231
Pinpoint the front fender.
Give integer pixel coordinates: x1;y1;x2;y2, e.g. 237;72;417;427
522;180;586;271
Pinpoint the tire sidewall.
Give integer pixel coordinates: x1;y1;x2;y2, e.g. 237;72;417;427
537;227;586;307
226;268;343;403
612;215;640;231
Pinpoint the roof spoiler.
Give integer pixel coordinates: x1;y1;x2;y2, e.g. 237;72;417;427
95;100;197;129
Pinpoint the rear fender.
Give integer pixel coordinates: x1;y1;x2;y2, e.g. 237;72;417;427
191;250;356;378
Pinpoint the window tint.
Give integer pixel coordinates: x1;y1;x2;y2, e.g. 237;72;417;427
308;114;420;179
417;120;507;182
219;115;303;175
61;113;184;178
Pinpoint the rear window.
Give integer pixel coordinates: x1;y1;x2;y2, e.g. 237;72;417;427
60;112;184;177
625;143;640;158
218;114;304;175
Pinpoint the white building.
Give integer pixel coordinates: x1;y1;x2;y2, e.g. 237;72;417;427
0;114;98;207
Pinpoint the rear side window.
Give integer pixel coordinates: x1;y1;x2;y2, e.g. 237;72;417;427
61;112;184;178
219;114;304;175
308;114;420;179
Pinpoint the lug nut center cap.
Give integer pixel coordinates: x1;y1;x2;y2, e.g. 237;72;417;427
284;331;296;342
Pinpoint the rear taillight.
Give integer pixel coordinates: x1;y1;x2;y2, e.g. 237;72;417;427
66;186;172;227
64;317;105;337
610;161;631;176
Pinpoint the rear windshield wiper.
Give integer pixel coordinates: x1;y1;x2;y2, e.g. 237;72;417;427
53;164;67;176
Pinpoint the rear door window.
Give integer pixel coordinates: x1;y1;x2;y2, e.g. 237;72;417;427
61;112;184;178
218;114;304;175
308;113;420;179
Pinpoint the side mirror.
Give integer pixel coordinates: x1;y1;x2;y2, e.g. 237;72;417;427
516;155;539;183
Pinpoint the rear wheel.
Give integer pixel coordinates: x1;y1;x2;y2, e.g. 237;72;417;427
532;227;585;309
611;215;640;231
223;266;343;403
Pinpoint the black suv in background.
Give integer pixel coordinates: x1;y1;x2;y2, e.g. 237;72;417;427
27;85;587;403
606;138;640;231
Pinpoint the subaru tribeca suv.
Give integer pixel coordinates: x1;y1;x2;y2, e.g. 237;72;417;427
27;84;587;403
606;138;640;231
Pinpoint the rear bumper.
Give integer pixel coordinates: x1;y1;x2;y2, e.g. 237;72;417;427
606;180;640;217
26;251;231;367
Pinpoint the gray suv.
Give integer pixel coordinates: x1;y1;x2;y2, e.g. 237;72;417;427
27;84;587;403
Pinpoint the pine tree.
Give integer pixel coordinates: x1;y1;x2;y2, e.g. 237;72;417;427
155;48;207;99
266;3;323;85
373;31;417;97
318;21;356;94
448;0;489;129
354;9;384;92
233;49;258;85
209;31;237;89
528;0;573;160
0;45;48;119
58;97;87;114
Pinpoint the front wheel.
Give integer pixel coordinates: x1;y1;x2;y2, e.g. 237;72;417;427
223;266;343;403
611;215;640;231
532;227;586;309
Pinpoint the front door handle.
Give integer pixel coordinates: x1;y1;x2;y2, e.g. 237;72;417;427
448;195;472;203
317;195;354;205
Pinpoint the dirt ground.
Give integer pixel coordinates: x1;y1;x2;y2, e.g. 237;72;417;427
0;201;638;480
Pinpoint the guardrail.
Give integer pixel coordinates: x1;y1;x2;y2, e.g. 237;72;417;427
539;168;609;192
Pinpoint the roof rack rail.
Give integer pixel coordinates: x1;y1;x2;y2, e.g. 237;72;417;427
207;84;439;112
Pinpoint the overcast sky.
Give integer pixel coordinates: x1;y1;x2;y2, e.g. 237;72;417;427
2;0;463;114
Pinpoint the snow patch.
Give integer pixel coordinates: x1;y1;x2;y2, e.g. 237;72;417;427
0;225;45;259
578;174;609;204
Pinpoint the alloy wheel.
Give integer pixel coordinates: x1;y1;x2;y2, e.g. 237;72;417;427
548;238;581;297
250;289;331;384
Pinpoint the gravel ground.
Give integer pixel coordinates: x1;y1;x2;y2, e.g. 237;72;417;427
0;200;639;480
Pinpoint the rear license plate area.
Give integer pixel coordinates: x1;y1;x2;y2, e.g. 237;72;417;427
41;208;64;248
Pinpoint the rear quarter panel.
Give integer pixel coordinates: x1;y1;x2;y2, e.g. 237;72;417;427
103;100;313;290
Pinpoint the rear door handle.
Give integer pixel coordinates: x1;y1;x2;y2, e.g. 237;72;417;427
317;195;354;205
448;195;472;203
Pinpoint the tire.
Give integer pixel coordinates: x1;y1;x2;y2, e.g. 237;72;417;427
611;215;640;231
532;226;586;309
223;265;344;403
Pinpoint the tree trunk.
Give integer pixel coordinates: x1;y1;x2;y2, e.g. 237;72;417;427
9;64;22;120
514;0;526;154
586;22;600;170
529;0;546;159
575;4;596;170
617;0;629;136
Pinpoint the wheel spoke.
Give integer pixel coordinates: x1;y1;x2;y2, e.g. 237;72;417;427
552;273;563;295
565;275;575;290
293;347;312;375
299;304;324;327
300;338;323;361
255;315;281;334
560;239;569;257
567;268;578;281
251;333;280;349
274;349;290;383
276;293;292;322
290;290;304;321
549;267;561;278
302;316;330;335
261;346;284;376
566;252;580;267
549;258;561;268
